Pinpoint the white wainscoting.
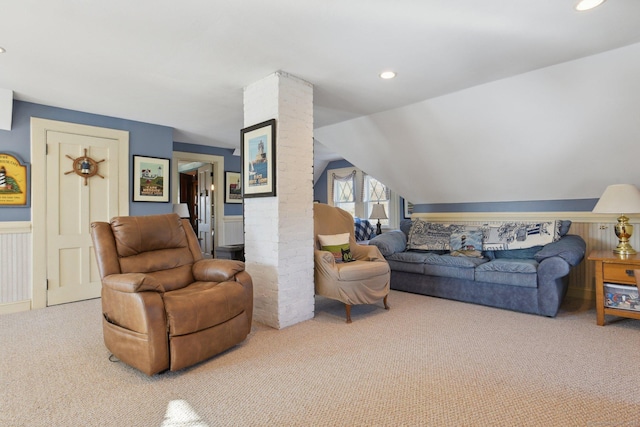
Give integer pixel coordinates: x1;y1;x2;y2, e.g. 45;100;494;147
412;212;640;302
222;215;244;246
0;221;32;314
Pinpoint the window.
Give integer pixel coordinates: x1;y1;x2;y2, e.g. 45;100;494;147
332;170;356;217
327;167;398;230
364;174;389;227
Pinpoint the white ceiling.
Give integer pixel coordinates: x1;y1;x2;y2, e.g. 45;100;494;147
2;0;640;187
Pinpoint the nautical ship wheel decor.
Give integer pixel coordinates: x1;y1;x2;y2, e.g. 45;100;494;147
65;148;106;185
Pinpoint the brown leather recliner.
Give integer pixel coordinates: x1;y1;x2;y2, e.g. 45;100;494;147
90;213;253;376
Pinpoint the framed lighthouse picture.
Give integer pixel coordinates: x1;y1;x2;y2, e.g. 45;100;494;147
0;152;29;206
241;119;276;198
133;155;170;202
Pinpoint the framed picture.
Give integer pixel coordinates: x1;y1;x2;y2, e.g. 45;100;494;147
225;171;242;204
404;199;414;219
241;119;276;198
0;152;29;207
133;155;169;202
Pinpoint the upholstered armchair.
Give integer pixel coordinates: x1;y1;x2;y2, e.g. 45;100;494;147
313;203;390;323
90;213;253;375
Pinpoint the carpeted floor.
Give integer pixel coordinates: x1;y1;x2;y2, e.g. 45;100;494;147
1;290;639;427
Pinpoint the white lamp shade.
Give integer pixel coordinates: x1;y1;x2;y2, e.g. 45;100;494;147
173;203;190;218
592;184;640;214
369;203;388;220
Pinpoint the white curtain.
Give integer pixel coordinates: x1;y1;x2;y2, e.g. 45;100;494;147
331;170;356;204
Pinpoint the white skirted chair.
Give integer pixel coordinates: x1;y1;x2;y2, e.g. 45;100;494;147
313;203;391;323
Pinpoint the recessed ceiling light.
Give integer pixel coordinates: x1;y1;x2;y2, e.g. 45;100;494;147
0;47;5;54
575;0;606;11
379;71;396;80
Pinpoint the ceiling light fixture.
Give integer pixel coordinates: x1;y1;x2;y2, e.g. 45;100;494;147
575;0;606;11
0;47;5;54
379;71;396;80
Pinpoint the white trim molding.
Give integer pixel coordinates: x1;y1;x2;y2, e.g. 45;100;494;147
0;221;31;234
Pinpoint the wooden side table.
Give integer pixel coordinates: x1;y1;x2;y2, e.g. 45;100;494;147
588;250;640;325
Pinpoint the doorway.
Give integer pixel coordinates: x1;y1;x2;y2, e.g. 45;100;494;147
177;161;215;257
172;151;224;256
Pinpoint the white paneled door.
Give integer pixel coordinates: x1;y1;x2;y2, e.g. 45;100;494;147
197;163;214;257
45;131;123;306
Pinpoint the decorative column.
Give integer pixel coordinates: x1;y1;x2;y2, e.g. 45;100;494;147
243;71;314;329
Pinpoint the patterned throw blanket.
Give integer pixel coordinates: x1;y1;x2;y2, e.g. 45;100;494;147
354;217;376;242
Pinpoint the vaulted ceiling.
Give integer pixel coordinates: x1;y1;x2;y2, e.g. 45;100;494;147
2;1;640;202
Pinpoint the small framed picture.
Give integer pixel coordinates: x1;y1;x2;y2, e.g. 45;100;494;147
225;171;242;204
241;119;276;198
404;199;414;219
133;155;170;202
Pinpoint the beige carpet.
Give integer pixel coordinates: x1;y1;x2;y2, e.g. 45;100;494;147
1;290;639;427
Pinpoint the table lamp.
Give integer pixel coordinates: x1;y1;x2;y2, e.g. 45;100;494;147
172;203;190;219
369;203;388;235
592;184;640;255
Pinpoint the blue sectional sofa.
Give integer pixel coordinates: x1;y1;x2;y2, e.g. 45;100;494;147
369;219;586;317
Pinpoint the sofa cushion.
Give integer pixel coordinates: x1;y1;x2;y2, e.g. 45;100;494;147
493;246;543;259
400;219;413;237
369;230;407;257
423;264;477;280
387;251;487;279
425;254;488;280
475;259;538;288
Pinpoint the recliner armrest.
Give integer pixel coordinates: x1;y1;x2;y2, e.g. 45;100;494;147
102;273;165;293
193;259;245;282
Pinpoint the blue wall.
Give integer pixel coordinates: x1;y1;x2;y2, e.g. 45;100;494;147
314;158;598;219
173;142;243;216
0;100;172;221
2;100;599;223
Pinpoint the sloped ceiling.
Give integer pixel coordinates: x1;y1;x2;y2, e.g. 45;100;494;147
2;1;640;203
315;42;640;204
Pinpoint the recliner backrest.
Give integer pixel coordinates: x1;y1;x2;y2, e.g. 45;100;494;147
110;214;196;292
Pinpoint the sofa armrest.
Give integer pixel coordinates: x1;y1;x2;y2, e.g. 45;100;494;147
351;242;387;262
102;273;165;293
534;234;586;267
368;230;407;257
315;249;336;265
193;259;245;282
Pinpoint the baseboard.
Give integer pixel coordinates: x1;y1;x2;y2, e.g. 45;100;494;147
566;286;595;302
0;299;31;315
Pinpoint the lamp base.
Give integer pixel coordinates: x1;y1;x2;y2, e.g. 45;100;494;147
376;220;382;236
613;214;636;255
